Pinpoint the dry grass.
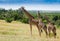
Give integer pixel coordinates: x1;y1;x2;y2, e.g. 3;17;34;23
0;20;60;41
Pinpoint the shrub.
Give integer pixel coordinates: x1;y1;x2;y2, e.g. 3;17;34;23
20;18;29;24
43;20;47;23
53;16;58;21
5;18;13;23
55;20;60;27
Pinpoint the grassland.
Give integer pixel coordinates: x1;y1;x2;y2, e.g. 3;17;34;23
0;20;60;41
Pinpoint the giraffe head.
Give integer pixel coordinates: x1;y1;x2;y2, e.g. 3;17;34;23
20;6;24;10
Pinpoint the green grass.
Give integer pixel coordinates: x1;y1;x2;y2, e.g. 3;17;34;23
0;20;60;41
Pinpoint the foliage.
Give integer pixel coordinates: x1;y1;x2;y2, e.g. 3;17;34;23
53;16;58;21
20;18;29;24
5;18;13;23
55;20;60;27
0;8;60;27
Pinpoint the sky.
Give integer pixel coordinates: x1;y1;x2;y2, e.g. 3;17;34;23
0;0;60;11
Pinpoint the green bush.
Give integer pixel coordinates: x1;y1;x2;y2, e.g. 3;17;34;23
53;16;58;21
43;20;47;23
55;20;60;27
5;18;13;23
20;18;29;23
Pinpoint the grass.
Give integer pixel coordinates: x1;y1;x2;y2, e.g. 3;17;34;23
0;20;60;41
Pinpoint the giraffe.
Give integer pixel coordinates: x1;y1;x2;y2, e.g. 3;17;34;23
44;15;56;38
20;7;48;37
20;7;41;36
37;11;48;37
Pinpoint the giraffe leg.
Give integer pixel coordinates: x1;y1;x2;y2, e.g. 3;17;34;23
52;27;56;38
48;28;51;37
43;25;48;37
29;20;32;36
37;25;41;37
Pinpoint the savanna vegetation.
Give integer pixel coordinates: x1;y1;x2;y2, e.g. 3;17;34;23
0;8;60;41
0;20;60;41
0;8;60;27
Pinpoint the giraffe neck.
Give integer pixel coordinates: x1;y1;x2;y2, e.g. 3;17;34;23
22;8;34;19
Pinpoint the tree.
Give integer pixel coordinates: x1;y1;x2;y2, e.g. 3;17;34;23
53;16;58;21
